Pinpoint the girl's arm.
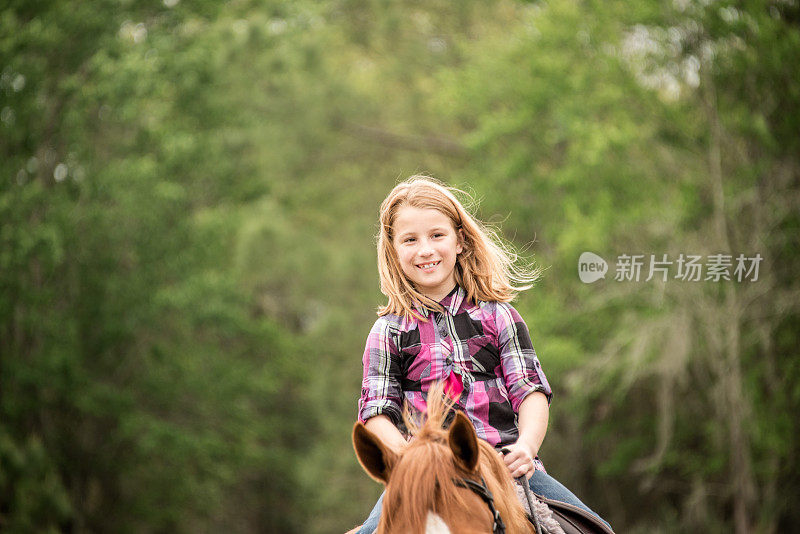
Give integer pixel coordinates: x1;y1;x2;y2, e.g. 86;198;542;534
359;317;405;438
364;414;408;453
493;301;552;478
502;391;549;479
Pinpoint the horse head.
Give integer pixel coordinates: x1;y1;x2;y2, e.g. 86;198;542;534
352;387;533;533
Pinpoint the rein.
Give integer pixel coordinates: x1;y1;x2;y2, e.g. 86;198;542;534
517;475;544;534
453;450;549;534
498;447;544;534
453;476;506;534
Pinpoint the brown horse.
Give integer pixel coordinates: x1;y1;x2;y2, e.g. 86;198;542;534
352;388;534;534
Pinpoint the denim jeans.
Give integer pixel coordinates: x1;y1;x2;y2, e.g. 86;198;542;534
356;470;606;534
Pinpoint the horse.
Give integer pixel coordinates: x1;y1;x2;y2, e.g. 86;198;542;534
351;386;535;534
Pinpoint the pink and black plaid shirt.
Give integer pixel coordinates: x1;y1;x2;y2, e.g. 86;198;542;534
358;285;552;464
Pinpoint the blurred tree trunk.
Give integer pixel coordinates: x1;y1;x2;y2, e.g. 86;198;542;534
703;69;755;534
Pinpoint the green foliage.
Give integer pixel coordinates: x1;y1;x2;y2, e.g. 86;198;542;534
2;1;312;532
2;0;798;532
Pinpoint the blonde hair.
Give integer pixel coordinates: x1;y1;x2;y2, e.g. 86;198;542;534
377;175;540;319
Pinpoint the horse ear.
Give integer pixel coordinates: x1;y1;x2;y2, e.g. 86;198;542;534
353;422;399;484
448;411;479;473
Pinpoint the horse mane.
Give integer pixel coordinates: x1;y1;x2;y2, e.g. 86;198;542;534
379;385;533;533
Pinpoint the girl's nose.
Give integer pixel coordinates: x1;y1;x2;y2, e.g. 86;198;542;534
418;241;434;256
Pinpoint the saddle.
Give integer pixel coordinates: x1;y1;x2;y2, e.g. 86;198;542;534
513;482;615;534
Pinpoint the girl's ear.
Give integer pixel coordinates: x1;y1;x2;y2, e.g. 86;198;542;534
448;411;479;473
353;422;399;484
456;228;465;255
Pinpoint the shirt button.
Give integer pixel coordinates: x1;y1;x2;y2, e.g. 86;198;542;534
439;326;448;337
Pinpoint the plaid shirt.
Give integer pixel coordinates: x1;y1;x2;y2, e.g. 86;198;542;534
358;285;552;462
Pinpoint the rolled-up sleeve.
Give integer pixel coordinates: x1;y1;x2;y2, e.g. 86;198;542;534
494;302;552;411
358;317;403;425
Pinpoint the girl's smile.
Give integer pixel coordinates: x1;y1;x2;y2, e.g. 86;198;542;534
393;206;463;301
417;260;441;271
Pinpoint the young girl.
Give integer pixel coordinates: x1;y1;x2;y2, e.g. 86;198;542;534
356;176;607;533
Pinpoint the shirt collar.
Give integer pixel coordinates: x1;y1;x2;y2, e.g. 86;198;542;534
413;285;465;318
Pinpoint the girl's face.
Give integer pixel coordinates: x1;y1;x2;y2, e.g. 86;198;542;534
392;205;463;302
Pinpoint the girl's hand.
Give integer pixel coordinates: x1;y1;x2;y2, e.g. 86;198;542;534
500;442;536;480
